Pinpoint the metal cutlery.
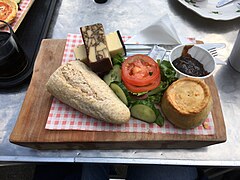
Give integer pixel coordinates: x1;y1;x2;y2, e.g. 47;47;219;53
216;0;235;8
208;48;227;65
125;43;227;65
196;43;226;50
125;44;178;51
125;43;226;52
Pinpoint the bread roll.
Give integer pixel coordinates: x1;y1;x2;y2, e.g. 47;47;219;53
161;78;212;129
46;60;130;124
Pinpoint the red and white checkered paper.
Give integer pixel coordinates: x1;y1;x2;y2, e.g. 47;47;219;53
45;33;215;135
1;0;32;31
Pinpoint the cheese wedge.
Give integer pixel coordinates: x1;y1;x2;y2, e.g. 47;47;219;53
74;31;126;62
106;31;126;57
80;23;112;74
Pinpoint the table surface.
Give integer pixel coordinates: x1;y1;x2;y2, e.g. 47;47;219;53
1;0;240;166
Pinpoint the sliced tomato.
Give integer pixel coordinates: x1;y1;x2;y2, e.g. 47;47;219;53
123;76;161;93
121;54;160;86
0;2;12;21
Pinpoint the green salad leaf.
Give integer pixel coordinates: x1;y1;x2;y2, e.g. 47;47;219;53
105;55;178;127
112;53;125;66
155;113;165;127
159;60;178;84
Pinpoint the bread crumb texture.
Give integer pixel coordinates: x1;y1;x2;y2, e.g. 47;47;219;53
46;61;130;124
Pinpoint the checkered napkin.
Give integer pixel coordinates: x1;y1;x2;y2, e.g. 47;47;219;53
45;33;215;135
2;0;32;31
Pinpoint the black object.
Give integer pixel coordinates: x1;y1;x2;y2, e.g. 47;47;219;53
94;0;108;4
33;163;82;180
0;0;57;89
0;20;28;79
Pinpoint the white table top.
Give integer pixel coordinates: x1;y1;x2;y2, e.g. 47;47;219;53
1;0;240;166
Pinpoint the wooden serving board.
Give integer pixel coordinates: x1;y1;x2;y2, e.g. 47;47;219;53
13;0;35;32
9;39;227;150
0;0;35;32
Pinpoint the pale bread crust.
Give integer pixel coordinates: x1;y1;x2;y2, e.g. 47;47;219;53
0;0;18;27
161;78;212;129
46;60;131;124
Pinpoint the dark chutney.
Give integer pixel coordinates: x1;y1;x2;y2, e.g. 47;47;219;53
172;45;209;77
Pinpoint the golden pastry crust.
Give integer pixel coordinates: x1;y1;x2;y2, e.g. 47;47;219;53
0;0;18;27
161;78;212;129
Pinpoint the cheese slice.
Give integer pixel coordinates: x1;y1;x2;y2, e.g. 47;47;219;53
74;31;126;62
73;44;88;63
106;31;126;57
80;23;112;74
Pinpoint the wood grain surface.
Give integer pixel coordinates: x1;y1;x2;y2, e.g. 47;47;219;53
9;39;227;150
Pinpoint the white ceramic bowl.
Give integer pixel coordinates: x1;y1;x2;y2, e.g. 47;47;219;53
169;45;216;79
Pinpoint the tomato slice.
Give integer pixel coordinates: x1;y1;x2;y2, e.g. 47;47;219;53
123;76;161;93
121;54;160;86
0;2;12;21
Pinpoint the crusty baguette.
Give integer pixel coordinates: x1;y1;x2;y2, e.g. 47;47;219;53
46;60;130;124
